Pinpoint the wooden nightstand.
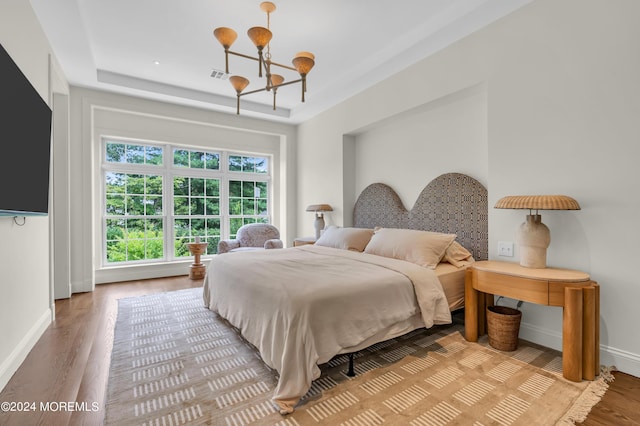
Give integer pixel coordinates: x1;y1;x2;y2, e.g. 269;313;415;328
293;237;316;247
464;260;599;382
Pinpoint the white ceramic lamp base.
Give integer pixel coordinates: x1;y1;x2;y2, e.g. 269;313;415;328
313;213;325;240
516;214;550;268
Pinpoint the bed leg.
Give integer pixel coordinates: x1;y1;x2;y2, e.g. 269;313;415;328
346;353;355;377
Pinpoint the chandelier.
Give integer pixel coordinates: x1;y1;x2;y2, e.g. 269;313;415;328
213;1;315;115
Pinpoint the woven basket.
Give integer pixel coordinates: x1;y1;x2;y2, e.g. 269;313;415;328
486;305;522;351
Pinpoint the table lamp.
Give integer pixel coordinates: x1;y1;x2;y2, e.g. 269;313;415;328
306;204;333;240
494;195;580;268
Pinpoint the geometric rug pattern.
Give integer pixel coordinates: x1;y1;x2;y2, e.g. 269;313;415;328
104;288;611;425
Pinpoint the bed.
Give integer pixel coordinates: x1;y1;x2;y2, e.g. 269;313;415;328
203;172;488;414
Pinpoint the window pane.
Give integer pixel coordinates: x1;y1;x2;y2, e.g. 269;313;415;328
106;219;125;240
146;146;163;165
192;219;205;236
106;143;125;163
242;157;255;173
146;196;163;215
230;218;243;237
191;178;205;196
256;182;267;198
106;241;126;262
127;174;144;194
229;155;242;171
106;172;125;193
242;181;255;197
174;196;189;215
174;177;189;196
242;199;255;215
190;197;205;215
205;153;220;170
206;179;219;197
127;145;145;164
206;198;219;215
106;194;125;215
146;238;164;259
174;219;190;237
229;198;241;215
255;157;268;174
145;218;163;238
190;151;205;169
229;180;242;197
257;199;267;215
173;149;189;167
147;175;163;195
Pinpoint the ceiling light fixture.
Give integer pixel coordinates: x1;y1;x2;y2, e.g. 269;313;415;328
213;1;315;114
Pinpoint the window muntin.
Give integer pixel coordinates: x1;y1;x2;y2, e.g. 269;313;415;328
173;176;221;258
102;140;271;265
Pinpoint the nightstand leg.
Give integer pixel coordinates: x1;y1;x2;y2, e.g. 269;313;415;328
582;285;596;380
465;269;478;342
594;283;600;375
563;287;583;382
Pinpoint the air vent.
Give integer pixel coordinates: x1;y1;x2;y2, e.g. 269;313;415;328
210;69;229;80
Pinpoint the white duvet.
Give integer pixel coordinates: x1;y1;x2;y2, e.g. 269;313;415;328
202;245;451;413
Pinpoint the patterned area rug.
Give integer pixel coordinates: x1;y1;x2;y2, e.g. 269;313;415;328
104;288;612;425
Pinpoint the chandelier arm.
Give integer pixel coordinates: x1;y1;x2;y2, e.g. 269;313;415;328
237;78;305;98
238;86;270;97
227;50;260;63
266;60;297;72
270;78;303;89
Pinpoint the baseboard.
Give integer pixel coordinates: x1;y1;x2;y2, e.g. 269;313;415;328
519;321;640;378
95;262;195;284
0;308;52;392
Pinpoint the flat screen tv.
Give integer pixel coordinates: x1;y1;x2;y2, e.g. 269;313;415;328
0;42;53;217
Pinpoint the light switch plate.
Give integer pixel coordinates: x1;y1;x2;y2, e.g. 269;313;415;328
498;241;514;257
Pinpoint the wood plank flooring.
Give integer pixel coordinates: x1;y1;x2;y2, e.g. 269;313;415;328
0;275;638;425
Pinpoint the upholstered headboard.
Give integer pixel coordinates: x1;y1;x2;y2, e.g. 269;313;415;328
353;173;488;261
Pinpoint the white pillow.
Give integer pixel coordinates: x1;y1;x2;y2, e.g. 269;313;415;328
364;228;456;269
315;226;374;252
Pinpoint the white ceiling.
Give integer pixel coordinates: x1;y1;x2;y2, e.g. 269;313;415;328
29;0;530;124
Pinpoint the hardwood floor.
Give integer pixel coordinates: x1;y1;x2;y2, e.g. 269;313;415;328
0;275;638;425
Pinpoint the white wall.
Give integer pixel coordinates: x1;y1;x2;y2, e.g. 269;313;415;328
0;0;69;390
66;88;298;287
297;0;640;377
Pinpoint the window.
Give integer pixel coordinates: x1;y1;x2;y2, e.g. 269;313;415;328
102;140;271;265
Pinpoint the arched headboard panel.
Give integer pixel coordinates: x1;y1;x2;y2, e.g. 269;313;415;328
353;173;488;260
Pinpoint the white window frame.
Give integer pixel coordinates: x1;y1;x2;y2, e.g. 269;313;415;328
100;138;272;267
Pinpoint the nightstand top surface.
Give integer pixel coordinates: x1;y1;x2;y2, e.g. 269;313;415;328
473;260;590;282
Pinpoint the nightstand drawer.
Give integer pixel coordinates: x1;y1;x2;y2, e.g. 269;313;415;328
474;269;549;305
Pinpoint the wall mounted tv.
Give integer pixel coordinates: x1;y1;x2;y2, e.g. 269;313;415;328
0;43;53;217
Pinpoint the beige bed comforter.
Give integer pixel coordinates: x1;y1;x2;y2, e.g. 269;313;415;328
202;245;451;413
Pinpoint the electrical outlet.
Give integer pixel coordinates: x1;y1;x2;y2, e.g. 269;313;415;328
498;241;514;257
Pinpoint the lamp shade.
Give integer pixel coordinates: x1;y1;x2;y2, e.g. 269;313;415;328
270;74;285;87
213;27;238;49
247;26;272;49
229;76;250;93
292;52;315;75
495;195;580;211
306;204;332;212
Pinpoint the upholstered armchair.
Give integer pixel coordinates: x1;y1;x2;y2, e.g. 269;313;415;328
217;223;283;254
